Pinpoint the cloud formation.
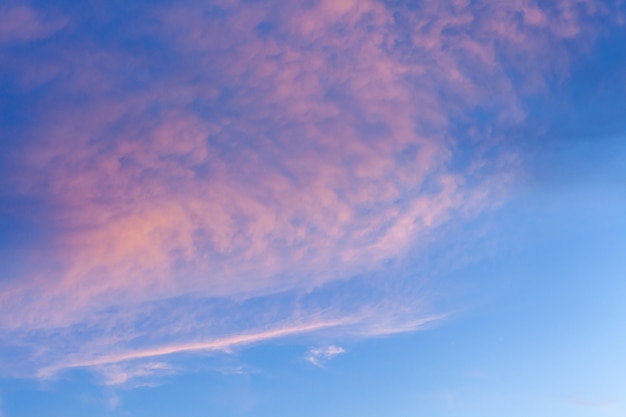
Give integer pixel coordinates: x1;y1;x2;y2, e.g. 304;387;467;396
0;3;66;43
0;0;622;381
306;345;346;367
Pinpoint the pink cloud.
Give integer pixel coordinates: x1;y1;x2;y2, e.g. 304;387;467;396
0;3;66;43
0;0;621;380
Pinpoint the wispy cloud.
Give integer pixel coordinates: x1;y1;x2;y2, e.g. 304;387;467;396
0;3;66;43
567;398;619;412
99;362;173;387
306;345;346;367
38;319;348;378
107;393;121;410
0;0;622;383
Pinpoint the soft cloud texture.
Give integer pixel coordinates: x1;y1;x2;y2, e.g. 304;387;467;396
0;0;622;381
0;3;66;43
306;345;346;367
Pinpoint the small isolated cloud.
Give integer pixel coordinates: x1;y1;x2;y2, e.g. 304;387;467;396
219;366;250;376
306;345;346;367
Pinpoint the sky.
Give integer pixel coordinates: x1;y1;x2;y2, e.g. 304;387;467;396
0;0;625;416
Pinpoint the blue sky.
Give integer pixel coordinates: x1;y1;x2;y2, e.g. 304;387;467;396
1;1;626;416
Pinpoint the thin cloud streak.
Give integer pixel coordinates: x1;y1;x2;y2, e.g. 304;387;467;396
39;319;349;377
36;309;447;380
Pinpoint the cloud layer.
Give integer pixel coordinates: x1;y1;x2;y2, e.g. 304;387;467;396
0;0;622;381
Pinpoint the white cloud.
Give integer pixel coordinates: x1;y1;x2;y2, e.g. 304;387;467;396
98;362;173;386
306;345;346;367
